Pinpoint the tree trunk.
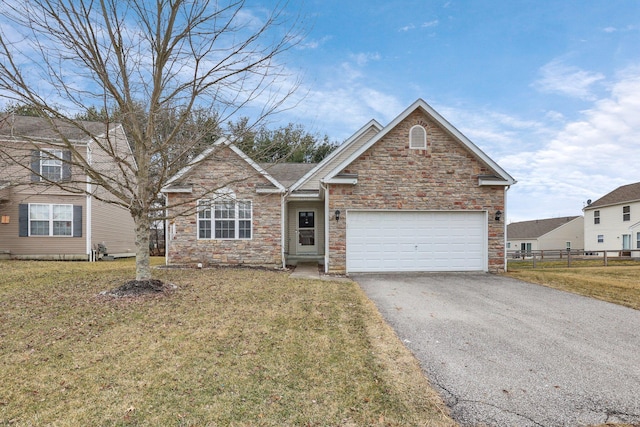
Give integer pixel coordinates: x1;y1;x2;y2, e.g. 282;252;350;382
134;213;152;281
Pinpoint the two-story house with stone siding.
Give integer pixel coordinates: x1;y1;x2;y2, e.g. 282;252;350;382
162;99;516;274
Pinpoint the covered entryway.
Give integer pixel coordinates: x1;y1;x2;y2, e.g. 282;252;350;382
285;200;325;265
346;210;486;272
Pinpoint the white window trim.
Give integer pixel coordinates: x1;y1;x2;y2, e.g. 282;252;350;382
597;234;604;243
197;198;253;240
40;149;64;182
409;125;427;149
623;205;630;222
29;203;73;237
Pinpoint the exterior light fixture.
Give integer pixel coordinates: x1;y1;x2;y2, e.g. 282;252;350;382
335;209;341;221
494;210;502;221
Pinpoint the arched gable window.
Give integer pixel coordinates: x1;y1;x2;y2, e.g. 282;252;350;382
409;125;427;149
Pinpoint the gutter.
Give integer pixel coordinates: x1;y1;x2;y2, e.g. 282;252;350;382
321;181;329;273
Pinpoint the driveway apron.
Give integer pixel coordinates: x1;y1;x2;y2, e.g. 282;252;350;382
354;273;640;427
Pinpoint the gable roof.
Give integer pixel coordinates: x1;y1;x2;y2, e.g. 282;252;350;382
507;216;581;239
585;182;640;210
322;99;516;186
289;119;383;191
162;137;285;193
0;114;116;142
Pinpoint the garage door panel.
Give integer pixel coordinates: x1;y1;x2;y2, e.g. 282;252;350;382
346;211;486;272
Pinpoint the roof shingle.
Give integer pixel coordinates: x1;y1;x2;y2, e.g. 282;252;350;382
260;163;317;188
507;216;580;239
0;115;112;141
586;182;640;209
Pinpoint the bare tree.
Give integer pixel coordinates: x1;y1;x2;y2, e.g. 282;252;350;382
0;0;303;280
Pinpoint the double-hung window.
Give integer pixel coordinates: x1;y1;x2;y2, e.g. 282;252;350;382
623;205;630;221
198;198;252;239
31;149;71;182
29;204;73;236
41;149;63;181
594;210;600;224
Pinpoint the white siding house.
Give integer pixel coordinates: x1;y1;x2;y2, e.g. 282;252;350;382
583;182;640;255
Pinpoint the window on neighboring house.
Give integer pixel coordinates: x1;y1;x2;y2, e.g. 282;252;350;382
597;234;604;243
594;210;600;224
637;232;640;249
198;198;252;240
409;125;427;149
566;241;571;251
18;204;82;237
623;205;630;221
31;149;71;182
507;242;511;249
29;204;72;236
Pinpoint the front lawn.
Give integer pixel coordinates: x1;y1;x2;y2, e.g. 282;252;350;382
0;259;455;426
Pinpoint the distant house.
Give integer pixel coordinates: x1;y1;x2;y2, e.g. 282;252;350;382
583;182;640;255
163;99;516;273
0;115;136;260
507;216;584;254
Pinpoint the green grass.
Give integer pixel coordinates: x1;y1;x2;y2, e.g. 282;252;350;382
506;264;640;310
0;259;455;426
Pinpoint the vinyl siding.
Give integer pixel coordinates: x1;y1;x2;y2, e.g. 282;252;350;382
298;127;379;191
584;201;640;250
91;199;136;255
285;201;325;255
0;192;86;257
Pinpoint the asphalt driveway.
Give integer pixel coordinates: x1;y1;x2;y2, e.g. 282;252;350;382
354;273;640;427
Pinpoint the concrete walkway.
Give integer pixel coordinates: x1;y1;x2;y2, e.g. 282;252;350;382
289;263;352;282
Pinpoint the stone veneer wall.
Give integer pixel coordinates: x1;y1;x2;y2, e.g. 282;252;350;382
167;147;283;267
327;110;506;274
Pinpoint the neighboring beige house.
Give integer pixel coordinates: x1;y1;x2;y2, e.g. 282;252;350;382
507;216;584;255
583;182;640;255
0;115;136;260
163;99;516;274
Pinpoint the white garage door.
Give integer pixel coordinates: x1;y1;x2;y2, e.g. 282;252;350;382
346;211;486;273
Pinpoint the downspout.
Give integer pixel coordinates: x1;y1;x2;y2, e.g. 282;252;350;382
281;192;286;269
504;185;510;272
321;181;329;273
164;193;169;266
85;143;93;260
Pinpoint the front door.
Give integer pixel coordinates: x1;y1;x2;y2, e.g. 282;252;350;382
622;234;631;250
297;210;317;254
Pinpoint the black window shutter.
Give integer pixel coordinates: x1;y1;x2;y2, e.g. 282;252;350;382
62;150;72;181
31;150;40;182
19;204;29;237
73;205;82;237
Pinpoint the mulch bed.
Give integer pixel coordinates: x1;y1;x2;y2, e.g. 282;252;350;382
99;279;176;298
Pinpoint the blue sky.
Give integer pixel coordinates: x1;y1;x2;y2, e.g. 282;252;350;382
1;0;638;223
271;0;640;222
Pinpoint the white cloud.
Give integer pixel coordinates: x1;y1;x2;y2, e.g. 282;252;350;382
296;35;332;50
349;52;381;67
532;60;605;100
399;24;416;32
505;67;640;221
422;20;439;28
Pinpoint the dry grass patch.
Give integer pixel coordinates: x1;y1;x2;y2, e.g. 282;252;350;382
0;259;455;426
506;265;640;310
